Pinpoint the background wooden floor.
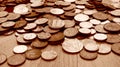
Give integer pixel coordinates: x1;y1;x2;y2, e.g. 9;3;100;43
0;34;120;67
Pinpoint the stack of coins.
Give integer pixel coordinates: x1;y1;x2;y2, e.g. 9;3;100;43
0;0;120;66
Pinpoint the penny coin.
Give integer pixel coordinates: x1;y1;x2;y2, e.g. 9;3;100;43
79;28;91;34
63;4;76;11
104;23;120;32
94;24;108;33
112;43;120;55
4;30;14;36
1;21;15;28
25;49;41;60
0;25;9;33
74;14;89;22
80;50;98;60
50;8;64;15
14;20;27;29
64;20;75;28
101;20;110;25
31;38;48;48
41;50;57;60
90;19;101;25
93;33;107;41
32;26;43;33
90;29;96;35
48;32;64;42
55;1;71;6
48;19;65;29
13;4;30;15
23;33;37;41
76;5;85;9
92;12;108;20
25;18;36;22
0;18;8;24
0;11;8;17
64;0;75;2
83;9;97;15
13;45;28;54
16;36;31;44
43;26;59;34
24;23;37;30
17;29;28;34
0;53;7;64
38;32;51;40
7;54;26;66
109;9;120;16
34;18;48;25
106;34;120;43
62;38;83;53
31;2;44;7
113;17;120;23
98;43;111;54
6;13;21;20
64;28;78;37
25;12;39;18
79;22;93;28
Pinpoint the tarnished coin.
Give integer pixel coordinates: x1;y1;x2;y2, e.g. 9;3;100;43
93;12;108;20
38;32;51;40
95;24;108;33
14;20;27;29
23;33;37;41
25;49;41;60
41;50;57;60
74;14;89;22
104;23;120;32
64;20;75;28
32;26;43;33
50;8;64;15
80;50;98;60
43;26;59;34
106;34;120;43
93;33;107;41
98;43;111;54
112;43;120;55
109;9;120;16
62;38;83;53
31;38;48;48
16;36;31;44
0;18;8;24
24;23;37;30
1;21;15;28
0;53;7;64
64;28;78;37
7;54;26;66
13;45;28;54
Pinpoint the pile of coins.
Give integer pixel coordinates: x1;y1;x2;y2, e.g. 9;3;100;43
0;0;120;66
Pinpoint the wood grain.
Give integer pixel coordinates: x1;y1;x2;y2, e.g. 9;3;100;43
0;34;120;67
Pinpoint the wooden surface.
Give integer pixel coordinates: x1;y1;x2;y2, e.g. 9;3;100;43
0;34;120;67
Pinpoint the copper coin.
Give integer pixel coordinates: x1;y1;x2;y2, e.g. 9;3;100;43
92;12;108;20
7;54;26;66
25;49;41;60
94;33;107;41
109;9;120;16
0;18;8;24
80;50;98;60
38;32;51;40
64;28;78;37
55;1;71;6
24;23;37;30
106;34;120;43
32;26;43;33
74;14;89;22
17;29;28;34
48;32;64;42
0;25;9;33
112;43;120;55
63;4;76;11
79;22;93;28
64;20;75;28
34;18;48;25
25;12;39;18
43;26;59;34
0;53;7;64
23;33;37;41
14;20;27;29
79;28;91;34
104;23;120;32
50;8;64;15
4;30;14;36
94;24;108;33
0;11;8;17
6;13;21;20
31;38;48;48
1;21;15;28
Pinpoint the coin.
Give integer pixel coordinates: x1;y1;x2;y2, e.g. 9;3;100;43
0;53;7;64
112;43;120;55
38;32;51;40
64;28;78;37
106;34;120;43
34;18;48;25
79;22;93;28
79;28;91;34
1;21;15;28
92;12;108;20
7;54;26;66
93;33;107;41
13;45;28;54
23;33;37;41
74;14;89;22
0;11;8;18
62;38;83;53
24;23;37;30
25;49;41;60
50;8;64;15
41;50;57;60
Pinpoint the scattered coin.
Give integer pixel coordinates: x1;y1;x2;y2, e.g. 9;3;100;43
38;32;51;40
95;24;108;33
50;8;64;15
74;14;89;22
79;28;91;34
7;54;26;66
90;19;101;25
98;43;111;54
93;12;108;20
41;50;57;60
80;50;98;60
113;17;120;23
106;34;120;43
64;28;78;37
25;49;41;60
109;9;120;16
23;33;37;41
64;20;75;28
93;33;107;41
6;13;21;20
0;11;8;17
1;21;15;28
0;53;7;64
0;18;8;24
112;43;120;55
24;23;37;30
34;18;48;25
14;20;27;29
13;45;28;54
79;22;93;28
62;38;83;53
